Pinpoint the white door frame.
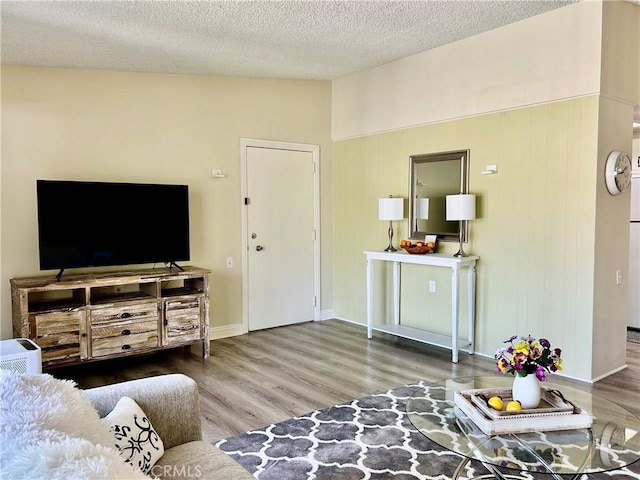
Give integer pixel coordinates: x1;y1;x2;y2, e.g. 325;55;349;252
240;138;321;333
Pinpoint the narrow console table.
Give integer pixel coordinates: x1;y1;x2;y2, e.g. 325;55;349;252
364;251;478;363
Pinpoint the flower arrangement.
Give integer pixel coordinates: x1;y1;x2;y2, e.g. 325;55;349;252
494;334;562;381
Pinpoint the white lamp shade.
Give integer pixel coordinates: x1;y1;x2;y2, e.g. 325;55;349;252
446;194;476;221
416;197;429;220
379;197;404;221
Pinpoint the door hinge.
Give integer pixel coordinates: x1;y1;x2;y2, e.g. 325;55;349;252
312;162;317;174
313;229;317;241
313;296;317;307
244;197;249;205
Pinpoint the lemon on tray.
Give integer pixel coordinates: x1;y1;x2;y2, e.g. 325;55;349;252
506;400;523;412
487;396;503;411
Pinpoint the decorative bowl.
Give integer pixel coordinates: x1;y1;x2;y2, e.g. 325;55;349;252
402;245;435;255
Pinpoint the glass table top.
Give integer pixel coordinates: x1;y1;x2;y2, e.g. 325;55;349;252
406;376;640;477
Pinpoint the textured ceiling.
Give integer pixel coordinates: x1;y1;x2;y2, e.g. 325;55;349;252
1;0;580;80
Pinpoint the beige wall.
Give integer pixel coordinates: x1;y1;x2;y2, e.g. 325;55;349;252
332;1;603;140
593;97;635;379
332;0;639;382
0;66;334;339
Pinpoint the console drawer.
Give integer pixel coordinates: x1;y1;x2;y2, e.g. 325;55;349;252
91;302;158;325
164;298;202;345
90;303;159;358
29;310;85;363
91;319;158;358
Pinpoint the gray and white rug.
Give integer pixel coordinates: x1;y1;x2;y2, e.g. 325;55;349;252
216;382;640;480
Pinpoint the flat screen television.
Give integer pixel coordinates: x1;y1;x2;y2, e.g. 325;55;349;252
37;180;190;276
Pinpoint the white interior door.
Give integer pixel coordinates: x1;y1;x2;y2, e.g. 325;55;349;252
243;142;317;331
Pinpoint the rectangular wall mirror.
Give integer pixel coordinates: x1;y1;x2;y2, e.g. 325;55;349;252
408;149;470;242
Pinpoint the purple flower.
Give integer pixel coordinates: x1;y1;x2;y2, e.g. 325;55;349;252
495;334;562;380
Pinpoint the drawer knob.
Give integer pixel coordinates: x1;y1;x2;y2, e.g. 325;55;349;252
121;329;131;336
120;312;132;319
121;344;131;350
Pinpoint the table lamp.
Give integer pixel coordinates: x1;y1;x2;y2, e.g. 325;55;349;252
446;194;476;257
415;197;429;231
379;196;404;252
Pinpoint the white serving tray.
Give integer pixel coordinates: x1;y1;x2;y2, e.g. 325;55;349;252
454;386;593;436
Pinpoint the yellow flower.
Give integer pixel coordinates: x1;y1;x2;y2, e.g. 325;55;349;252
513;342;529;355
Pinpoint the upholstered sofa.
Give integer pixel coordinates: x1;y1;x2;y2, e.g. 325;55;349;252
0;371;253;479
85;373;254;480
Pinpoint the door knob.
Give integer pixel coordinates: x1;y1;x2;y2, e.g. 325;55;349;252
256;245;264;251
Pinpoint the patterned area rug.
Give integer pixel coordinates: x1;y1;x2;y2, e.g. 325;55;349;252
216;382;640;480
628;329;640;344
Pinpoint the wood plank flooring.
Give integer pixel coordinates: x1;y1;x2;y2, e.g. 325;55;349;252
52;319;640;443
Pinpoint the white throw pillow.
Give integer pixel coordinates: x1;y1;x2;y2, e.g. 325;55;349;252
0;371;148;480
104;396;164;474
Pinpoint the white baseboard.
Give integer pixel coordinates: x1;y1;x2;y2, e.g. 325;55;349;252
590;364;628;383
319;309;337;321
209;323;246;340
331;316;365;327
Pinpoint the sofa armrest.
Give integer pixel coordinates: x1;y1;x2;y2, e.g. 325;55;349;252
83;374;202;450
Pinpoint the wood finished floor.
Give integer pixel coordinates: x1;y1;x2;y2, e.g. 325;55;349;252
52;319;640;443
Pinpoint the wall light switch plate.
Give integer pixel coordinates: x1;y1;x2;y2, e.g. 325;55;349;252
429;280;436;293
616;269;623;285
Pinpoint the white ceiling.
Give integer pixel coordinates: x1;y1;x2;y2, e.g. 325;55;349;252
1;0;580;80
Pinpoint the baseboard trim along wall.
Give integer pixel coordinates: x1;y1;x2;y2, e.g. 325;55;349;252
209;324;245;340
320;309;337;321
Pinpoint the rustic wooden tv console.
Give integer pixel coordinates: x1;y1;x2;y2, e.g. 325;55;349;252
10;266;210;369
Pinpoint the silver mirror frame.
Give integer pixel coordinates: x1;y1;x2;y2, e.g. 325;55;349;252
408;149;470;242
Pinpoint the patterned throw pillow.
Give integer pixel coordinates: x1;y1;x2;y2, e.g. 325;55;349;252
104;396;164;474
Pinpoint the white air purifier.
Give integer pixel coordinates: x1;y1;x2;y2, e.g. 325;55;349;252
0;338;42;374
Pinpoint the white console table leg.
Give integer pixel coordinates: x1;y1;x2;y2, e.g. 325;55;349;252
392;261;401;326
366;257;373;339
467;264;476;354
451;266;460;363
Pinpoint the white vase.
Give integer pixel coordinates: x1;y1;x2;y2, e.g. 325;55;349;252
512;373;541;409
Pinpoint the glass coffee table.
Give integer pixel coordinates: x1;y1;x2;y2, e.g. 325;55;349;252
406;376;640;479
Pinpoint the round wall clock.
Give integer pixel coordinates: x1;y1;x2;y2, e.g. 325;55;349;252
604;150;632;196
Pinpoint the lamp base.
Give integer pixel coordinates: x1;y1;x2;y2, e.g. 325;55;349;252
384;221;397;252
453;219;470;257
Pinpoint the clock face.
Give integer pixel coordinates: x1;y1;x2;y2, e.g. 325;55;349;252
605;151;632;196
614;154;632;192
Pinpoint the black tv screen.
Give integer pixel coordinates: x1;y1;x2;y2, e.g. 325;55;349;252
37;180;190;271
